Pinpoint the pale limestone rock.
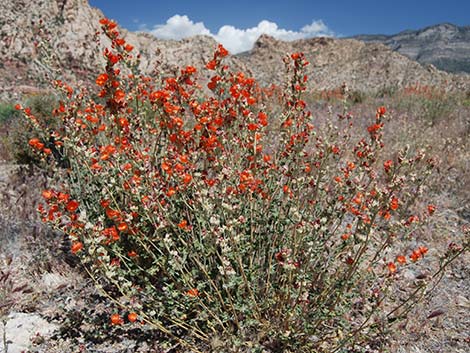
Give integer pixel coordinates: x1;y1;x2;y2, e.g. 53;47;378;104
1;312;57;353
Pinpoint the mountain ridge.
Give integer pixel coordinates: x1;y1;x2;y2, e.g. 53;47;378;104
350;23;470;74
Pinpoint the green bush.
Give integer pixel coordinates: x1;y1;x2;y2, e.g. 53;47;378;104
0;102;20;123
395;86;456;126
0;102;20;160
6;94;60;165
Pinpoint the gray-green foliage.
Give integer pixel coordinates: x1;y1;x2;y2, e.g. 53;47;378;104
0;102;20;123
0;94;58;164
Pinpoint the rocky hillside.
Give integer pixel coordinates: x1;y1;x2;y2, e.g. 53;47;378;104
352;23;470;74
0;0;219;100
1;0;469;100
232;34;469;92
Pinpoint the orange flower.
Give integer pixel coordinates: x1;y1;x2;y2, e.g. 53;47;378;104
184;65;197;75
206;60;217;70
390;197;399;211
107;21;117;30
331;145;340;154
396;255;407;265
121;162;132;171
387;262;397;274
406;215;419;225
95;73;109;86
28;138;40;147
110;313;123;325
247;123;259;131
207;76;219;90
367;123;383;133
427;204;436;215
205;179;216;187
114;90;125;103
384;160;393;173
182;173;192;184
186;288;199;297
217;44;229;57
178;219;188;229
410;250;421;262
291;52;301;60
127;250;138;257
115;38;126;46
179;155;189;164
174;163;185;173
117;222;128;232
247;96;256;105
282;118;292;128
418;246;428;256
106;208;120;219
353;193;363;205
103;226;120;241
66;200;79;212
100;199;110;208
124;44;134;52
258;111;268;126
42;190;54;200
118;117;129;127
376;106;386;117
86;115;99;123
161;161;171;173
128;312;138;322
57;192;70;202
71;242;83;254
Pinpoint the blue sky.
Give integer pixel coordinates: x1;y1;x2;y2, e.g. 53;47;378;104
88;0;470;53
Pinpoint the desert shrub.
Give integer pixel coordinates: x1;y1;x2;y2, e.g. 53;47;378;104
24;94;58;121
461;90;470;107
0;102;20;124
0;102;20;160
395;85;457;126
308;87;365;113
347;90;366;104
374;86;398;99
17;19;467;352
0;94;59;164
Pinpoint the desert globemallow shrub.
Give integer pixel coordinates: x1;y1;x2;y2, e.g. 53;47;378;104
16;18;466;352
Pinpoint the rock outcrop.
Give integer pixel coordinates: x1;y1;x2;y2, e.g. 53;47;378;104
0;0;219;99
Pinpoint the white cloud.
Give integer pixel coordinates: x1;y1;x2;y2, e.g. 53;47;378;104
150;15;211;40
301;20;332;35
148;16;334;54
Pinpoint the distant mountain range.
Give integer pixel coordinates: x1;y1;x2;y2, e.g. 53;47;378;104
351;23;470;74
0;0;468;101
